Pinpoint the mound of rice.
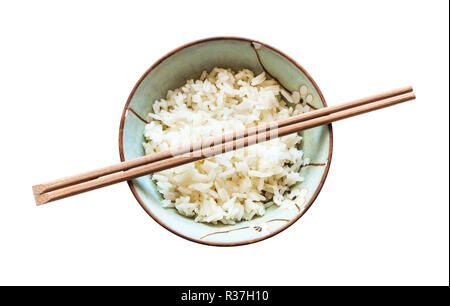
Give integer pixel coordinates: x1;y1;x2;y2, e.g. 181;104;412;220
143;68;311;224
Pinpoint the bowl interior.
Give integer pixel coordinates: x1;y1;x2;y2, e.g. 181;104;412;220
120;38;332;245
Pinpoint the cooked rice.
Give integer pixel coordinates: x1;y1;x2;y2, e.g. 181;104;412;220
143;68;311;224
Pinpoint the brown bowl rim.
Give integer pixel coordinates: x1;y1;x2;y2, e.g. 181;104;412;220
118;36;333;246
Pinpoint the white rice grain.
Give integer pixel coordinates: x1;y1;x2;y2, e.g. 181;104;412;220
143;68;307;224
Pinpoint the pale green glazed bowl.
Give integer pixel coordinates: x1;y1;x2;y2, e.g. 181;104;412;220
119;37;333;246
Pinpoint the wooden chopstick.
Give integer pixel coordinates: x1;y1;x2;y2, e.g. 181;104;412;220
33;86;412;196
33;90;415;205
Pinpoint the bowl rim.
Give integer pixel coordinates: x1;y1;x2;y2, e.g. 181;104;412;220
118;36;333;246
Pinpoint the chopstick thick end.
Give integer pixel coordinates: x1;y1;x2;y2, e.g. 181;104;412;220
33;185;50;206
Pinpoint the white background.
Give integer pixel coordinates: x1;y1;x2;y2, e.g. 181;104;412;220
0;0;448;286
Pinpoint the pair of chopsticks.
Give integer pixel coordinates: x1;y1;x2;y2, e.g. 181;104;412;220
32;86;415;206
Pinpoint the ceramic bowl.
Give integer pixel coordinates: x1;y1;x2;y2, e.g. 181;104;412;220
119;37;333;246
